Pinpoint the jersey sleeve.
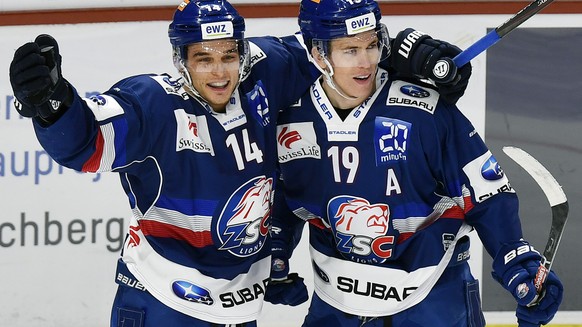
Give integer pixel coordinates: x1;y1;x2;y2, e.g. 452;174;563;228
271;173;307;266
429;102;524;258
246;35;320;117
32;74;171;173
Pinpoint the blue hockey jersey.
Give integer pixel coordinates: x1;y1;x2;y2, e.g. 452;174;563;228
32;35;318;323
273;69;524;316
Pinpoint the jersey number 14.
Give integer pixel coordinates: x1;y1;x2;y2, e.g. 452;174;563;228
225;129;264;170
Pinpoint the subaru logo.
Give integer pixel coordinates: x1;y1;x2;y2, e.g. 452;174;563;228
312;260;330;283
481;156;504;181
172;280;214;305
90;95;107;106
400;85;430;98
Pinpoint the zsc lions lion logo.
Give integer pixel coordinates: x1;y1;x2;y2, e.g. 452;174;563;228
328;196;396;264
217;176;272;257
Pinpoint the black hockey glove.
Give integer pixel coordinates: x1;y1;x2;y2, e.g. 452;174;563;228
264;255;308;306
390;28;472;104
9;34;72;124
265;273;309;306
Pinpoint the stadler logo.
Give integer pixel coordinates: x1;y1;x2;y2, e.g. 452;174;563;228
172;280;214;305
481;156;504;181
400;85;430;98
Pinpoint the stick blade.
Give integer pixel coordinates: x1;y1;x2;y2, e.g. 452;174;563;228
503;146;569;300
502;146;567;206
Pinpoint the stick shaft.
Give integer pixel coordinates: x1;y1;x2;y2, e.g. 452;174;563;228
453;0;556;67
497;0;555;37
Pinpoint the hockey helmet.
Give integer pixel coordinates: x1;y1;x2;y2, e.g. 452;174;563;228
169;0;246;59
298;0;390;100
168;0;250;96
298;0;390;61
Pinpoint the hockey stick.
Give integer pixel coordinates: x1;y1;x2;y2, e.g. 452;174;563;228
502;146;568;305
453;0;556;67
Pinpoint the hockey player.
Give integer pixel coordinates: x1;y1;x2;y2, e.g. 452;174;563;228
9;0;473;326
266;0;564;326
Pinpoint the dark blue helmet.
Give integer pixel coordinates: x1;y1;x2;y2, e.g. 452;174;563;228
298;0;390;100
167;0;250;100
168;0;246;59
299;0;384;43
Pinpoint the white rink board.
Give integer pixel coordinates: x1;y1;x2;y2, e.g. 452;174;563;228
0;14;579;327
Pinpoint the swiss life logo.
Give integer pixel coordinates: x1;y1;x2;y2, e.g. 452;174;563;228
276;122;321;163
174;109;214;155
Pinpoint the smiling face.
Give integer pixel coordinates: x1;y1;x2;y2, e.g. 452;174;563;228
312;30;381;110
184;39;240;112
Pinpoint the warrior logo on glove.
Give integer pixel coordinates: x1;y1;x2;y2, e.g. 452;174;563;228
432;59;451;80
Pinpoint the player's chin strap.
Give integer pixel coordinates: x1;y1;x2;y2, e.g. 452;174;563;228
317;51;358;101
174;58;205;101
173;49;250;114
174;59;231;115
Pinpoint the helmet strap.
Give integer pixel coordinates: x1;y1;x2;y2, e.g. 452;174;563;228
172;40;251;112
318;51;358;101
174;56;203;99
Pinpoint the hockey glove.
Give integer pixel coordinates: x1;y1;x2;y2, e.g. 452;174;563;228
265;272;309;306
264;255;308;306
9;34;72;124
492;240;563;327
390;28;472;104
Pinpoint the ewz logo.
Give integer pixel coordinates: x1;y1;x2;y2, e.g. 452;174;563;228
205;24;227;34
346;12;375;34
350;17;370;29
201;21;233;40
